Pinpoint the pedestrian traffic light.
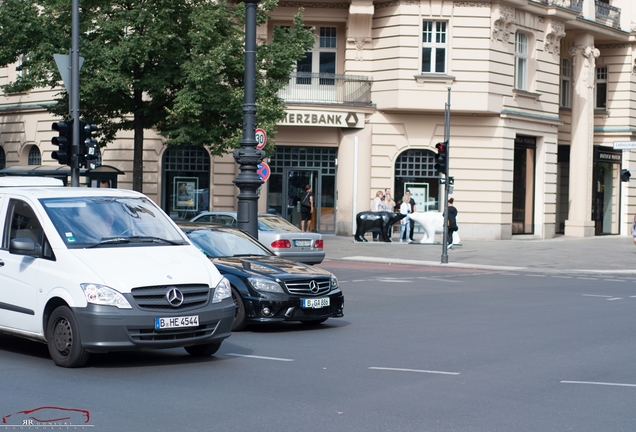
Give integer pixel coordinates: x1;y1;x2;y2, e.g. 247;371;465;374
435;141;448;175
51;120;73;166
621;169;631;182
80;121;100;169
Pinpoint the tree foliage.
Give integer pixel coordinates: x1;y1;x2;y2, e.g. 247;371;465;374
0;0;314;190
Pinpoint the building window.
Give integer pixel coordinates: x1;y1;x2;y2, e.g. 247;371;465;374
27;146;41;165
0;147;5;170
421;21;447;73
297;26;337;86
514;33;528;90
595;67;608;109
394;149;440;213
161;145;210;221
560;58;571;108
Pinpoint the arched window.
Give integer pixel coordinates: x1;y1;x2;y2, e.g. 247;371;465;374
394;149;440;212
161;145;210;220
28;146;41;165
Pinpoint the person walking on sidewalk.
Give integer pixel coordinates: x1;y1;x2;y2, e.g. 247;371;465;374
446;198;458;249
398;197;411;242
399;190;416;243
300;184;314;232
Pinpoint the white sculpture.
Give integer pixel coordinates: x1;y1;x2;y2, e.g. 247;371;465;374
408;211;461;245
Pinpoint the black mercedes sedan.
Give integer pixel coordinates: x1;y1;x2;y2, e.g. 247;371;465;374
179;224;344;331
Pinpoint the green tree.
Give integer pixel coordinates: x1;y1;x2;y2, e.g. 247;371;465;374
0;0;314;191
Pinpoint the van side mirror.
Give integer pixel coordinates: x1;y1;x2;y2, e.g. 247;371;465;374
9;238;42;257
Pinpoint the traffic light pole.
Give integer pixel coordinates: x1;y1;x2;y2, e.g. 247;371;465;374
441;88;451;264
70;0;81;186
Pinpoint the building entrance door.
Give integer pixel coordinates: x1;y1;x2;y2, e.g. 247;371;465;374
284;169;319;231
592;147;621;235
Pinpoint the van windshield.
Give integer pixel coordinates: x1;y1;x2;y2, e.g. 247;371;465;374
41;196;189;248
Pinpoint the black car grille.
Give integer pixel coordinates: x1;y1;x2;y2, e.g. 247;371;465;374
130;284;210;310
284;279;331;296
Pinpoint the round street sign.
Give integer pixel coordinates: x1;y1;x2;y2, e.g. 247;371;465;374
257;162;271;182
255;128;267;150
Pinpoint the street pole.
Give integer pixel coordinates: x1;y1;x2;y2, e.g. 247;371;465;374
441;88;451;264
70;0;80;187
233;0;265;239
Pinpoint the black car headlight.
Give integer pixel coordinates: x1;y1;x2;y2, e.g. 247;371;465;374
330;276;339;290
249;277;284;293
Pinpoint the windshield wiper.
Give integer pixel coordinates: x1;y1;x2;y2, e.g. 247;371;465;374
126;236;184;245
88;237;131;248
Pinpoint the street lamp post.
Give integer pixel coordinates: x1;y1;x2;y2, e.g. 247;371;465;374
233;0;265;239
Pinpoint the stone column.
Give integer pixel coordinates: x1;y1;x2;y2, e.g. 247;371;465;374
564;33;598;237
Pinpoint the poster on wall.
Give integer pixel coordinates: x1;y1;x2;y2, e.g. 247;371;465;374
405;182;437;212
173;177;199;214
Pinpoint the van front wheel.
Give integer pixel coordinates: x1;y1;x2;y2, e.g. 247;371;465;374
46;306;89;368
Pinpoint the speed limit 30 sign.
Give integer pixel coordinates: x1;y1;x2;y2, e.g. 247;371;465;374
255;128;267;150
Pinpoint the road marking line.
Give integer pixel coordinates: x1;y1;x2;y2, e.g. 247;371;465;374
369;367;460;375
525;274;546;277
576;277;598;280
227;353;294;362
376;279;412;283
412;277;461;283
582;294;613;298
352;279;367;282
561;380;636;388
603;279;625;282
607;298;623;301
629;296;636;298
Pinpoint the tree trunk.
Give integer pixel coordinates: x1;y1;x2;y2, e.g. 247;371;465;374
132;90;144;192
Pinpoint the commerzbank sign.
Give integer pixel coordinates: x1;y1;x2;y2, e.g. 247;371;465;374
278;109;364;129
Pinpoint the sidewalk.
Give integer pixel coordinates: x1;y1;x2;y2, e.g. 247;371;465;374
321;233;636;274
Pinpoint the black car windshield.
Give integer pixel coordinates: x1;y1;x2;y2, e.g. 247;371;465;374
41;196;188;248
186;228;272;258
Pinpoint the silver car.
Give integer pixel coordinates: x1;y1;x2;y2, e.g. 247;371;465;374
190;212;325;264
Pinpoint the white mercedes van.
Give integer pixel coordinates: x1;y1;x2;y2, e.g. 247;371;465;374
0;177;235;367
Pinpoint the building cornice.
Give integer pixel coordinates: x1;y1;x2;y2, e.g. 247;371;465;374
500;109;563;125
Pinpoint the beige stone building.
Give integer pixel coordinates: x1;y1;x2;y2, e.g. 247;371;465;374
1;0;635;240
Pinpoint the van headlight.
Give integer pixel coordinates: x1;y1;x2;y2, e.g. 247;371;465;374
248;277;284;293
212;277;232;303
81;283;132;309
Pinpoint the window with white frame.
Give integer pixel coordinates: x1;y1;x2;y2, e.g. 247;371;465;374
17;54;25;78
296;26;337;85
595;67;608;109
421;21;447;73
560;58;571;108
514;33;528;90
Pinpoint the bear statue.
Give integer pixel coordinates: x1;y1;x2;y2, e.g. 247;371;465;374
354;211;406;242
408;211;461;245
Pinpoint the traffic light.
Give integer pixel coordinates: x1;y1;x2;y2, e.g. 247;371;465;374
51;120;73;166
435;141;448;175
621;169;631;182
80;121;100;169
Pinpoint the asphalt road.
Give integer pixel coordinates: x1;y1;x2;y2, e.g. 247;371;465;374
1;262;636;431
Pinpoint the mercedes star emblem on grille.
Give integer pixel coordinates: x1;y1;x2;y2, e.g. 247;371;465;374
166;288;185;307
309;280;319;293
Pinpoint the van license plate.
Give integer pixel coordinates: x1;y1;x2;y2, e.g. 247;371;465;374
301;298;330;309
155;315;199;330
